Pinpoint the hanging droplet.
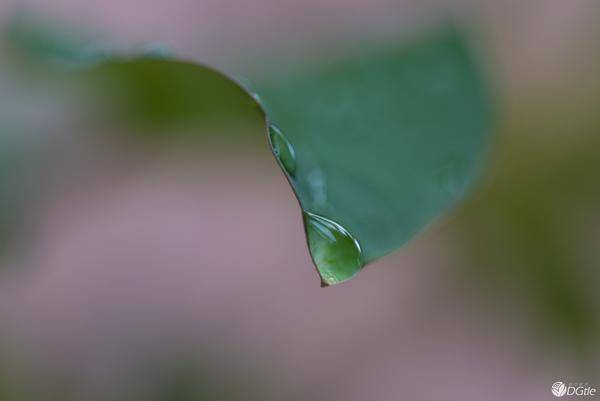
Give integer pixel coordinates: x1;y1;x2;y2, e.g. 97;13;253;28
303;211;363;286
269;123;297;177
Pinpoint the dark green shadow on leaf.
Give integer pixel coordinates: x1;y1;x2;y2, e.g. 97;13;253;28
78;58;264;137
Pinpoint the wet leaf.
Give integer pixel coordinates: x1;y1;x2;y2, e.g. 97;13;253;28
1;20;491;286
255;30;492;285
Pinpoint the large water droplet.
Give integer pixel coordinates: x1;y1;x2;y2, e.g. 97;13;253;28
303;212;363;286
269;124;296;177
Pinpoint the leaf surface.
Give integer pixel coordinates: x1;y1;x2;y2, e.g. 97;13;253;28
1;21;492;286
254;30;492;284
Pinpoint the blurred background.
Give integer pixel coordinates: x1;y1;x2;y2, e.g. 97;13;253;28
0;0;599;400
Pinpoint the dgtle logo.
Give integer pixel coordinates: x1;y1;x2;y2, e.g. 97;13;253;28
552;381;597;397
553;382;567;397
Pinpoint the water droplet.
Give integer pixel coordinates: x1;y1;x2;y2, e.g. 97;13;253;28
268;124;296;177
303;212;363;286
250;92;263;107
230;76;265;109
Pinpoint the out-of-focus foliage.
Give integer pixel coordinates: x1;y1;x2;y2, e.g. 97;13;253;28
0;2;598;400
2;13;105;68
148;355;265;401
449;70;600;357
0;349;268;401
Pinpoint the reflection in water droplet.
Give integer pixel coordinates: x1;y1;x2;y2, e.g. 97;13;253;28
268;124;297;177
303;212;363;286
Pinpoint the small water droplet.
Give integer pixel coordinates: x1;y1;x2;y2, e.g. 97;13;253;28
303;212;363;286
250;92;263;107
230;76;265;109
269;124;296;177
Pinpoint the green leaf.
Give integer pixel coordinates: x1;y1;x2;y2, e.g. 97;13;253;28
254;29;492;285
1;19;491;286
